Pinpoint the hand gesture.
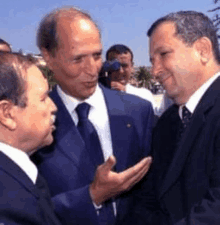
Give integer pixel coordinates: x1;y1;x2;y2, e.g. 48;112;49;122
89;156;152;205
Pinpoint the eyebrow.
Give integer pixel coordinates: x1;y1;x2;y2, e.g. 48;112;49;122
71;49;102;59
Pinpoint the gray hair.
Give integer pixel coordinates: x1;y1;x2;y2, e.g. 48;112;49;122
147;11;220;63
0;52;35;107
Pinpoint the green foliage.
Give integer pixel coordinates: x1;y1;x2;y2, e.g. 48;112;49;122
38;66;57;88
134;66;152;89
209;0;220;39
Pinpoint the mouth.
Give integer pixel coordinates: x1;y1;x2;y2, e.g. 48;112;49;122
157;73;172;85
84;81;98;87
118;79;127;85
112;76;127;84
50;115;56;131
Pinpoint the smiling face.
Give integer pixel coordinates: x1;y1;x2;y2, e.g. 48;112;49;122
15;65;57;152
149;22;204;105
109;52;133;86
44;17;103;100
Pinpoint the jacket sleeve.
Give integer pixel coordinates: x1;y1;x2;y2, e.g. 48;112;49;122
52;185;100;225
31;147;100;225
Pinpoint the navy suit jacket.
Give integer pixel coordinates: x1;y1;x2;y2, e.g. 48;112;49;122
0;151;61;225
129;77;220;224
32;85;154;225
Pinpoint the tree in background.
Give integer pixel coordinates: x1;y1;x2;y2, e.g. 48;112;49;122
209;0;220;39
134;66;153;89
38;66;56;89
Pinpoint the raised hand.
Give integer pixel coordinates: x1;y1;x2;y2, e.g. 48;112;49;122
89;155;152;205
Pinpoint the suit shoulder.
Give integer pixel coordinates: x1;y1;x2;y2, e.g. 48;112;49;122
0;169;35;203
108;88;152;107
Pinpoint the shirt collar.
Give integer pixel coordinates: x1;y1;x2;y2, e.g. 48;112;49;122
57;84;103;113
0;142;38;184
179;72;220;119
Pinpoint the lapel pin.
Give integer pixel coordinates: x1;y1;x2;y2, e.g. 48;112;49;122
127;123;131;128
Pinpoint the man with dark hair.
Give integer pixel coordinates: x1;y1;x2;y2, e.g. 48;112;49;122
0;52;60;224
105;44;156;111
31;6;153;225
0;38;12;52
127;10;220;225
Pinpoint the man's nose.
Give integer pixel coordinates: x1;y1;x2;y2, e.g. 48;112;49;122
49;97;57;114
151;60;163;80
84;56;99;76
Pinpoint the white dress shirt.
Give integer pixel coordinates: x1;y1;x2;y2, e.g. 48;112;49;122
57;85;113;161
179;72;220;119
126;84;156;108
57;85;116;214
0;142;38;184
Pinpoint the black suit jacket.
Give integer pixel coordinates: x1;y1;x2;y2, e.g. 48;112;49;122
0;151;61;225
130;77;220;224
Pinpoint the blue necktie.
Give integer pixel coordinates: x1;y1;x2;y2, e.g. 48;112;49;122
76;103;104;166
76;103;115;225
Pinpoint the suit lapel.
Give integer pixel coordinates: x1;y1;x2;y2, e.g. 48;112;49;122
159;77;220;198
50;87;97;181
0;152;40;199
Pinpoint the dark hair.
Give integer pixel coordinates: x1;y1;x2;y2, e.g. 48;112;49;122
0;38;12;52
106;44;134;62
0;52;35;107
147;11;220;63
37;6;100;56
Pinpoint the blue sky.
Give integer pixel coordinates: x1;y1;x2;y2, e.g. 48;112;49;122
0;0;216;66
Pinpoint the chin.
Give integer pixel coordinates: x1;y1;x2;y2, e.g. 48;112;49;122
82;89;96;100
40;134;54;148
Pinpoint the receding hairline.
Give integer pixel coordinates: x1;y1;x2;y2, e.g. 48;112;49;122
40;7;101;53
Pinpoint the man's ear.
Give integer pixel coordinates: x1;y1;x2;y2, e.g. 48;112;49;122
194;37;212;64
0;100;17;130
41;48;54;70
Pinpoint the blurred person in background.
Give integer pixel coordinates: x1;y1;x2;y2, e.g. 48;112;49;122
105;44;157;112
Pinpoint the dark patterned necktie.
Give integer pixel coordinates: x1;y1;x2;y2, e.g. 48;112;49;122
179;106;192;138
76;103;115;225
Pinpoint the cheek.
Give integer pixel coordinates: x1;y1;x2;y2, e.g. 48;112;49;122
173;63;193;88
96;60;103;70
125;69;131;77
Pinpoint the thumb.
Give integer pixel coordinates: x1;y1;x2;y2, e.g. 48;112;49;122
102;155;116;171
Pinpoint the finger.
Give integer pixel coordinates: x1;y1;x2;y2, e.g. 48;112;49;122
121;157;152;189
120;157;152;181
102;155;117;172
128;158;152;185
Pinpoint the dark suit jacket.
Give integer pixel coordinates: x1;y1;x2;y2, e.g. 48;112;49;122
130;77;220;224
32;85;154;225
0;151;61;225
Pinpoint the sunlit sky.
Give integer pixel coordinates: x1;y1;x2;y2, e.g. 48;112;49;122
0;0;216;66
